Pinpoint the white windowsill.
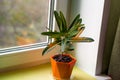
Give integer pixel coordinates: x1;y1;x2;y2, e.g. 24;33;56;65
95;75;112;80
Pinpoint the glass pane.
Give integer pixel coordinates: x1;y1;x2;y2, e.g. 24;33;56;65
0;0;50;48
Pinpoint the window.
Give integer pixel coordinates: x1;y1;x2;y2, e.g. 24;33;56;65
0;0;52;49
0;0;69;70
0;0;55;54
0;0;55;69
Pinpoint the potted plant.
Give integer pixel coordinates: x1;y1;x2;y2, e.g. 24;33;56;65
41;11;94;80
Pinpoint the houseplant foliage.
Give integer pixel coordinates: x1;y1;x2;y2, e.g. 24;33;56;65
41;11;94;79
41;11;94;55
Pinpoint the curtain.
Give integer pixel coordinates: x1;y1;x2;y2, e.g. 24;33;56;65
108;18;120;80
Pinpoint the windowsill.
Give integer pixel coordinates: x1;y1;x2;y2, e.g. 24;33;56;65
0;63;96;80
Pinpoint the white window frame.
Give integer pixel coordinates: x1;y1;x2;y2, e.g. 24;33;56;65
0;0;69;72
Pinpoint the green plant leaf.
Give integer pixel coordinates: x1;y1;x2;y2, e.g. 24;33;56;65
74;27;85;38
54;11;62;32
41;32;59;35
77;18;82;24
68;24;80;33
70;37;94;42
60;11;67;32
41;32;65;38
68;14;80;30
68;30;79;38
42;47;49;55
42;42;60;55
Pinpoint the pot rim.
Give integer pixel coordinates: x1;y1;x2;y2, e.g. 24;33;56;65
50;54;76;64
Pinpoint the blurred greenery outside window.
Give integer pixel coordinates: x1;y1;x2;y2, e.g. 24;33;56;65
0;0;50;49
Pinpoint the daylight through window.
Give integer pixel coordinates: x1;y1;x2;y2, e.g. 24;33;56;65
0;0;50;49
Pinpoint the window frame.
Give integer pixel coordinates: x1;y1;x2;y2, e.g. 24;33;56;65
0;0;55;55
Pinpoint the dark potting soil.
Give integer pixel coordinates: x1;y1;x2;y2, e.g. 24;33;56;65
53;54;72;63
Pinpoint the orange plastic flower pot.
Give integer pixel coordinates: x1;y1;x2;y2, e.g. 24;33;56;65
50;54;76;80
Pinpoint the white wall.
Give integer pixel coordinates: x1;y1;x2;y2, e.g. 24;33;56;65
70;0;105;76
